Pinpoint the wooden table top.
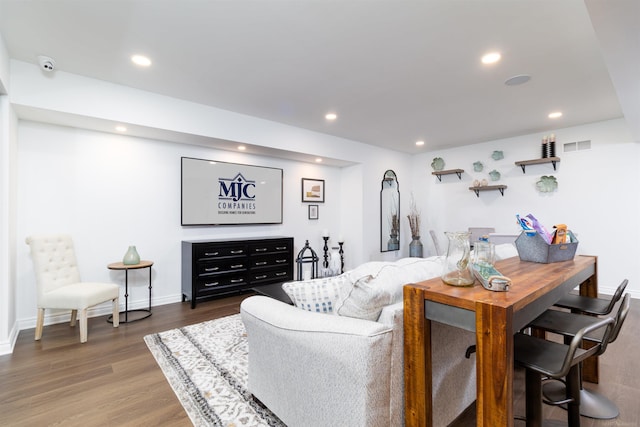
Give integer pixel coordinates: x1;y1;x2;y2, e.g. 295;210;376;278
107;260;154;270
407;255;596;312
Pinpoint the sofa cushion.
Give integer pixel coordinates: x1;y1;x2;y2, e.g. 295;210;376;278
282;275;350;314
336;257;444;321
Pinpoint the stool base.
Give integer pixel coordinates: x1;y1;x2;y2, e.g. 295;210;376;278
543;381;619;420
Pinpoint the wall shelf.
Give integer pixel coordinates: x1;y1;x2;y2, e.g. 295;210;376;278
432;168;464;181
469;185;507;197
514;157;560;173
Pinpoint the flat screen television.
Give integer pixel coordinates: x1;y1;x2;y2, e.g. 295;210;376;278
181;157;283;226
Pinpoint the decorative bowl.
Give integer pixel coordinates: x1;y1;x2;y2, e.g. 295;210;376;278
431;157;445;171
536;175;558;192
491;150;504;160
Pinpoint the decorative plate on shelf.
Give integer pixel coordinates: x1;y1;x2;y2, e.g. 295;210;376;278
491;150;504;160
473;161;483;172
489;170;501;181
431;157;445;171
536;175;558;192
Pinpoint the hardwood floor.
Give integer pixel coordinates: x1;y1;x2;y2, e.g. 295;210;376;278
1;295;638;426
0;294;250;427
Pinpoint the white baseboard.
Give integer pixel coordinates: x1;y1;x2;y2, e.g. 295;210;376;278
0;320;20;355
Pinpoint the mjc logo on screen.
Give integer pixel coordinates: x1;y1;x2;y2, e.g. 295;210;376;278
218;173;257;214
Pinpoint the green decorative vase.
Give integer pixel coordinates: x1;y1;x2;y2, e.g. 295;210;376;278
123;245;140;265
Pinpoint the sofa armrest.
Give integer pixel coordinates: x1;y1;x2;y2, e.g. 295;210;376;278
240;295;394;427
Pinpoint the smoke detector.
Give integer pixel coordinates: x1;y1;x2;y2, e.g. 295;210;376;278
37;55;56;72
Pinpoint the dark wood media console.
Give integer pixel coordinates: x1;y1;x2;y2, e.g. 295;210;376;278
181;236;294;308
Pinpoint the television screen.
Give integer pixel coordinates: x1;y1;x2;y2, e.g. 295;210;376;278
181;157;283;226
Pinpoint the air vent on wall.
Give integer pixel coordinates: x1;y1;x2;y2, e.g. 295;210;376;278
563;140;591;152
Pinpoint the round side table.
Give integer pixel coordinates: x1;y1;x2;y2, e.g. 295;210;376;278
107;260;154;323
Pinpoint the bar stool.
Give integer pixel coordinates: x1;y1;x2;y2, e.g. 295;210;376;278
553;279;627;315
514;315;615;427
528;293;631;419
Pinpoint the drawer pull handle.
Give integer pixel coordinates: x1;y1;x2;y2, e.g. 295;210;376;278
276;246;287;250
255;261;267;266
255;275;267;280
255;248;268;252
276;259;287;263
230;278;244;283
276;272;287;276
204;282;219;287
230;264;243;269
230;250;244;254
204;252;220;256
204;267;219;272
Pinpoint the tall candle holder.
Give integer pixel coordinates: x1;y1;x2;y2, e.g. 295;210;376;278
338;241;344;273
322;236;330;268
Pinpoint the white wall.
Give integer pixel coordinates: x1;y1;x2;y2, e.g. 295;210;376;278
15;121;358;326
414;118;640;297
3;61;413;341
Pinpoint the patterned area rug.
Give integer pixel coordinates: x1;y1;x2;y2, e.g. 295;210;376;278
144;314;286;427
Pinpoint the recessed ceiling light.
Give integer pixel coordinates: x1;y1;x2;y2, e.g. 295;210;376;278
315;158;323;163
415;140;425;146
131;54;152;67
238;145;246;151
115;125;127;132
481;52;501;64
504;75;531;86
548;111;563;119
325;113;337;121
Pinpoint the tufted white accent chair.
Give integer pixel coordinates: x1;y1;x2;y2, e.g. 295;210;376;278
25;234;120;343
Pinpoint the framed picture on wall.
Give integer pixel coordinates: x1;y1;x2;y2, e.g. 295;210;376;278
308;204;319;220
301;178;325;203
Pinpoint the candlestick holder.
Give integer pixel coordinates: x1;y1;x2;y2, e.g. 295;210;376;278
338;242;344;274
322;236;329;268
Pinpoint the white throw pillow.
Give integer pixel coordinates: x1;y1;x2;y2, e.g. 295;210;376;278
282;275;350;314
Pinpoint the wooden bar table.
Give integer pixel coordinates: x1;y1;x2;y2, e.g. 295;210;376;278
403;255;598;427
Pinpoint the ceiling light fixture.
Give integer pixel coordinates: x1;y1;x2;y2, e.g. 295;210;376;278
131;54;152;67
548;111;563;119
315;158;323;163
504;74;531;86
325;113;337;121
415;140;425;146
481;52;501;64
238;145;246;151
115;125;127;132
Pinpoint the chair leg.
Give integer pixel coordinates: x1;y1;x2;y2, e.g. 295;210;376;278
112;297;120;327
566;365;582;427
70;309;78;327
526;369;543;427
35;308;45;341
79;308;88;343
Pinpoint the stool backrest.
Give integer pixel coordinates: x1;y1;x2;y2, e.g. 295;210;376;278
561;316;615;378
604;279;628;314
606;293;631;345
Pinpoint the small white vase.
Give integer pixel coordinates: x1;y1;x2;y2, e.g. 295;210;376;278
123;245;140;265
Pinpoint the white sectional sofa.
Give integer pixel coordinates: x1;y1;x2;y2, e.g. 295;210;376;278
241;247;518;427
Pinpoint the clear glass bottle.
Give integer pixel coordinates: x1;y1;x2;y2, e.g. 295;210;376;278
441;231;475;286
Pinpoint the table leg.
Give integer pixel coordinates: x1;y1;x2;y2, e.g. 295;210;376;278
476;301;514;427
579;256;599;383
147;265;152;312
404;286;432;427
124;269;129;323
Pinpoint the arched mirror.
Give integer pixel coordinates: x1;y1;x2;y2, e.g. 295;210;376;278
380;170;400;252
